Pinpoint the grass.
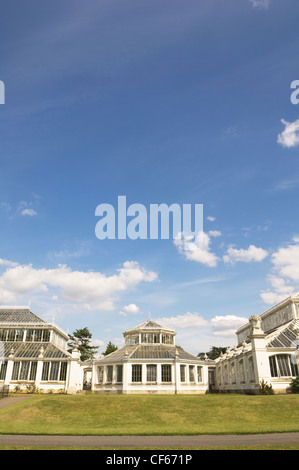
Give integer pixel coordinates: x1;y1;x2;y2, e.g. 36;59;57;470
0;393;299;436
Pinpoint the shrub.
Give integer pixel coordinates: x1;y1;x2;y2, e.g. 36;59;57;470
290;376;299;394
259;379;274;395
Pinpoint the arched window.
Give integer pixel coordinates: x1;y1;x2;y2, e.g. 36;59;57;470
248;357;255;382
269;354;298;378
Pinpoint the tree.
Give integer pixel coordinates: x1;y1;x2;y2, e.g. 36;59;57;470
68;327;98;362
102;341;118;356
197;346;228;360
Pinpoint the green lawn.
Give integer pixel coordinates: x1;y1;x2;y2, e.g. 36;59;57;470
0;394;299;436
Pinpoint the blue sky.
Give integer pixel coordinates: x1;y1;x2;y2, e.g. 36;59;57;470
1;0;299;354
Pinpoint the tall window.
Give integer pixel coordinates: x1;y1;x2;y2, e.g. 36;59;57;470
19;362;30;381
147;364;157;382
12;362;20;380
98;366;104;383
42;362;50;381
15;329;24;341
231;362;236;384
0;329;25;341
161;364;172;382
0;361;7;381
224;365;228;384
189;366;195;383
197;366;202;383
59;362;67;381
126;334;139;345
29;362;37;381
238;359;245;383
106;365;113;383
269;354;298;377
11;361;37;381
0;329;7;341
132;364;142;382
7;329;15;341
248;357;255;382
49;362;60;381
42;330;50;342
180;365;186;383
116;365;123;383
161;334;173;345
41;361;67;381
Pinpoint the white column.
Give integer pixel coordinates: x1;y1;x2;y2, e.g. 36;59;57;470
35;346;44;389
4;351;15;388
174;361;181;393
142;363;147;385
249;316;271;387
157;363;162;384
122;361;129;393
66;344;82;394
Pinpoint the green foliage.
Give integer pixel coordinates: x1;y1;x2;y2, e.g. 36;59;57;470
102;341;118;356
198;346;228;360
290;376;299;394
259;380;274;395
68;327;98;362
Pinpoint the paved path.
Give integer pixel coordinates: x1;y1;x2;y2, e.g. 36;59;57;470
0;396;32;409
0;433;299;448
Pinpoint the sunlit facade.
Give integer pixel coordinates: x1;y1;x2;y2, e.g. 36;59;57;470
88;318;214;394
214;294;299;394
1;294;299;396
0;306;82;393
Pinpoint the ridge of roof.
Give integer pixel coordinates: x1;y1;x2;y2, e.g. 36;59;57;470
124;318;175;334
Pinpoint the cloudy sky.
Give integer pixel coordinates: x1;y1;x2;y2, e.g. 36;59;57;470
1;0;299;355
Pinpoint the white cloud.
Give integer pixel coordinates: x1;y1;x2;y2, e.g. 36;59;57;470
90;338;105;349
124;303;139;314
270;238;299;281
49;240;91;261
223;245;268;264
156;312;208;330
259;238;299;305
211;315;248;337
207;216;215;222
260;274;294;305
120;303;140;316
0;259;158;310
0;202;12;212
174;232;219;267
277;119;299;148
249;0;270;9
209;230;221;237
21;208;38;216
0;258;18;267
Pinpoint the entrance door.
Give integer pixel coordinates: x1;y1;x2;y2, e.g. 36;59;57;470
83;369;92;390
208;368;215;393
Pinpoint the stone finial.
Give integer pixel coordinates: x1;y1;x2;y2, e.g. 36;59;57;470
71;342;81;359
249;315;263;334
